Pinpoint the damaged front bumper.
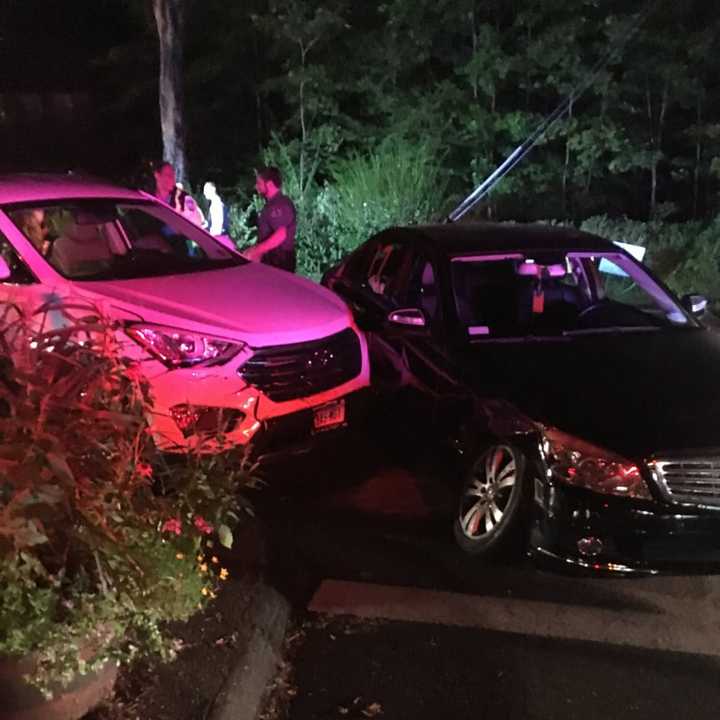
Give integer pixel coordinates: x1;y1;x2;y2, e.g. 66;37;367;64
529;480;720;575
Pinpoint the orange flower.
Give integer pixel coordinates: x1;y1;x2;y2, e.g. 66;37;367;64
199;563;208;573
211;556;219;564
219;568;229;581
176;553;184;560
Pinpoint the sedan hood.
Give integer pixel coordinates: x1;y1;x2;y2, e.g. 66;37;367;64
74;262;352;346
462;328;720;459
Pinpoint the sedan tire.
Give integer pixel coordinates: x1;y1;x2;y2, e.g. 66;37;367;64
453;443;530;557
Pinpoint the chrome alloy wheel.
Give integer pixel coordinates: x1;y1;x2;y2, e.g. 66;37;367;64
458;445;518;539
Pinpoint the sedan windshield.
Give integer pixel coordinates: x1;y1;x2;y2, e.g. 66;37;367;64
5;199;245;280
451;251;693;339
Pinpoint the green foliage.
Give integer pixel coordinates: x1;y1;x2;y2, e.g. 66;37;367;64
579;214;720;310
227;135;448;279
0;301;251;696
56;0;720;222
227;195;263;251
322;136;448;257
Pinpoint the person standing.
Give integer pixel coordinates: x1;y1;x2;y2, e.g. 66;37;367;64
244;167;296;272
153;161;205;228
15;208;51;256
203;181;227;236
203;181;237;252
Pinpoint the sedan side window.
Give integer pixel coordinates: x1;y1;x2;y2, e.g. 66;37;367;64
0;232;35;284
407;256;440;323
592;256;648;307
367;243;410;303
340;241;378;282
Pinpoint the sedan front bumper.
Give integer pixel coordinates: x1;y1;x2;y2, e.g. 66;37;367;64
529;481;720;575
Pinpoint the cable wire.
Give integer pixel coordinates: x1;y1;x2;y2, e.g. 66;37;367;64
446;1;660;223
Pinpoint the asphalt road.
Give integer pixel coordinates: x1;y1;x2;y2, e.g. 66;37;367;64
254;422;720;720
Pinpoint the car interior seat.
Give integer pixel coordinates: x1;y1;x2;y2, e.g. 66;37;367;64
418;262;438;321
525;276;582;331
469;262;528;335
51;224;113;277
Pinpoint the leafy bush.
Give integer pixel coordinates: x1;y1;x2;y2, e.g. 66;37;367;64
227;135;447;280
262;130;341;279
321;136;447;263
0;301;251;696
226;195;262;251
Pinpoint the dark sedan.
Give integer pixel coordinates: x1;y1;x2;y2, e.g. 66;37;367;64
322;222;720;574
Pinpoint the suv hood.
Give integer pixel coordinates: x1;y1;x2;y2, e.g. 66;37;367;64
462;329;720;459
73;263;352;346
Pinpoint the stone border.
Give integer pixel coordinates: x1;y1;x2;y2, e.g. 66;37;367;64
208;578;291;720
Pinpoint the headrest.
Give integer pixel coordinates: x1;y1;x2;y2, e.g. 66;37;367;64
517;262;566;278
67;224;100;244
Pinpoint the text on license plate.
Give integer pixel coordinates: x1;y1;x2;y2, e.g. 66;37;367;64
313;399;346;430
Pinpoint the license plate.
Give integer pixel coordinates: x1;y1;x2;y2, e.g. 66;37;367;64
313;399;346;431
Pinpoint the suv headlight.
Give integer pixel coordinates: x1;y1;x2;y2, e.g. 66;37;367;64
126;324;245;368
543;427;651;500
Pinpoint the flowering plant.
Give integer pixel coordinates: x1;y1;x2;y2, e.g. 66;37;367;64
0;301;252;697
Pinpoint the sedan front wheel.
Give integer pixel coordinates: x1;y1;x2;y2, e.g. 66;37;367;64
453;444;530;557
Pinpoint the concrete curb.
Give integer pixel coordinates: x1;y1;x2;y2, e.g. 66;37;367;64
208;576;291;720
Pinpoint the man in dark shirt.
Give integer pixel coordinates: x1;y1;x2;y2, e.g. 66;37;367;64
244;167;297;272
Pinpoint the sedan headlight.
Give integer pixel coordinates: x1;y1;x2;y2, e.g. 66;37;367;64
543;427;651;500
126;324;244;368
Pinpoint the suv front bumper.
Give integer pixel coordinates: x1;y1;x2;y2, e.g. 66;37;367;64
247;388;372;464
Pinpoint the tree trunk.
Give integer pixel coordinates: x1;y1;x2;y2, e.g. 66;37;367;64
646;79;668;218
693;94;702;219
298;42;307;201
152;0;187;184
469;9;478;101
525;23;532;110
562;101;573;216
645;82;655;216
253;31;264;152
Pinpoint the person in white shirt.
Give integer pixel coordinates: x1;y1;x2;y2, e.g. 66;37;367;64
202;182;225;235
202;181;236;251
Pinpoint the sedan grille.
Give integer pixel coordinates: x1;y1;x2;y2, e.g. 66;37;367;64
239;328;361;403
651;457;720;507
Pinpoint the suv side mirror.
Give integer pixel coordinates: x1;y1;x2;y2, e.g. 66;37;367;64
388;308;426;328
681;293;708;316
0;256;11;281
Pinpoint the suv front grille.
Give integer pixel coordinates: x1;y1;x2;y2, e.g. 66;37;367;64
239;328;361;403
651;457;720;507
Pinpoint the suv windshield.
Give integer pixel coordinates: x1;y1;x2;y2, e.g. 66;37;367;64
5;199;245;280
451;251;693;339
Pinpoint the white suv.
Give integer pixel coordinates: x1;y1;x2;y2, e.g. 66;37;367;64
0;174;369;455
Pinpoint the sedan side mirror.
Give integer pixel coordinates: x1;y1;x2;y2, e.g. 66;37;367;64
388;308;426;328
0;256;11;281
681;293;708;316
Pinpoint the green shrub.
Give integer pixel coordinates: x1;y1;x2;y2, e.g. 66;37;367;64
226;195;262;251
322;136;448;261
0;301;251;696
227;135;448;280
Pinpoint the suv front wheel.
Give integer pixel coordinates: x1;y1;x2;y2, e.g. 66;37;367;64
453;443;530;557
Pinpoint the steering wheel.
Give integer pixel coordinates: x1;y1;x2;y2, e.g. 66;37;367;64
577;299;659;327
577;301;607;320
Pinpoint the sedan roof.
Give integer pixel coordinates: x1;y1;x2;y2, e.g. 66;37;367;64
0;173;144;205
387;222;616;256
